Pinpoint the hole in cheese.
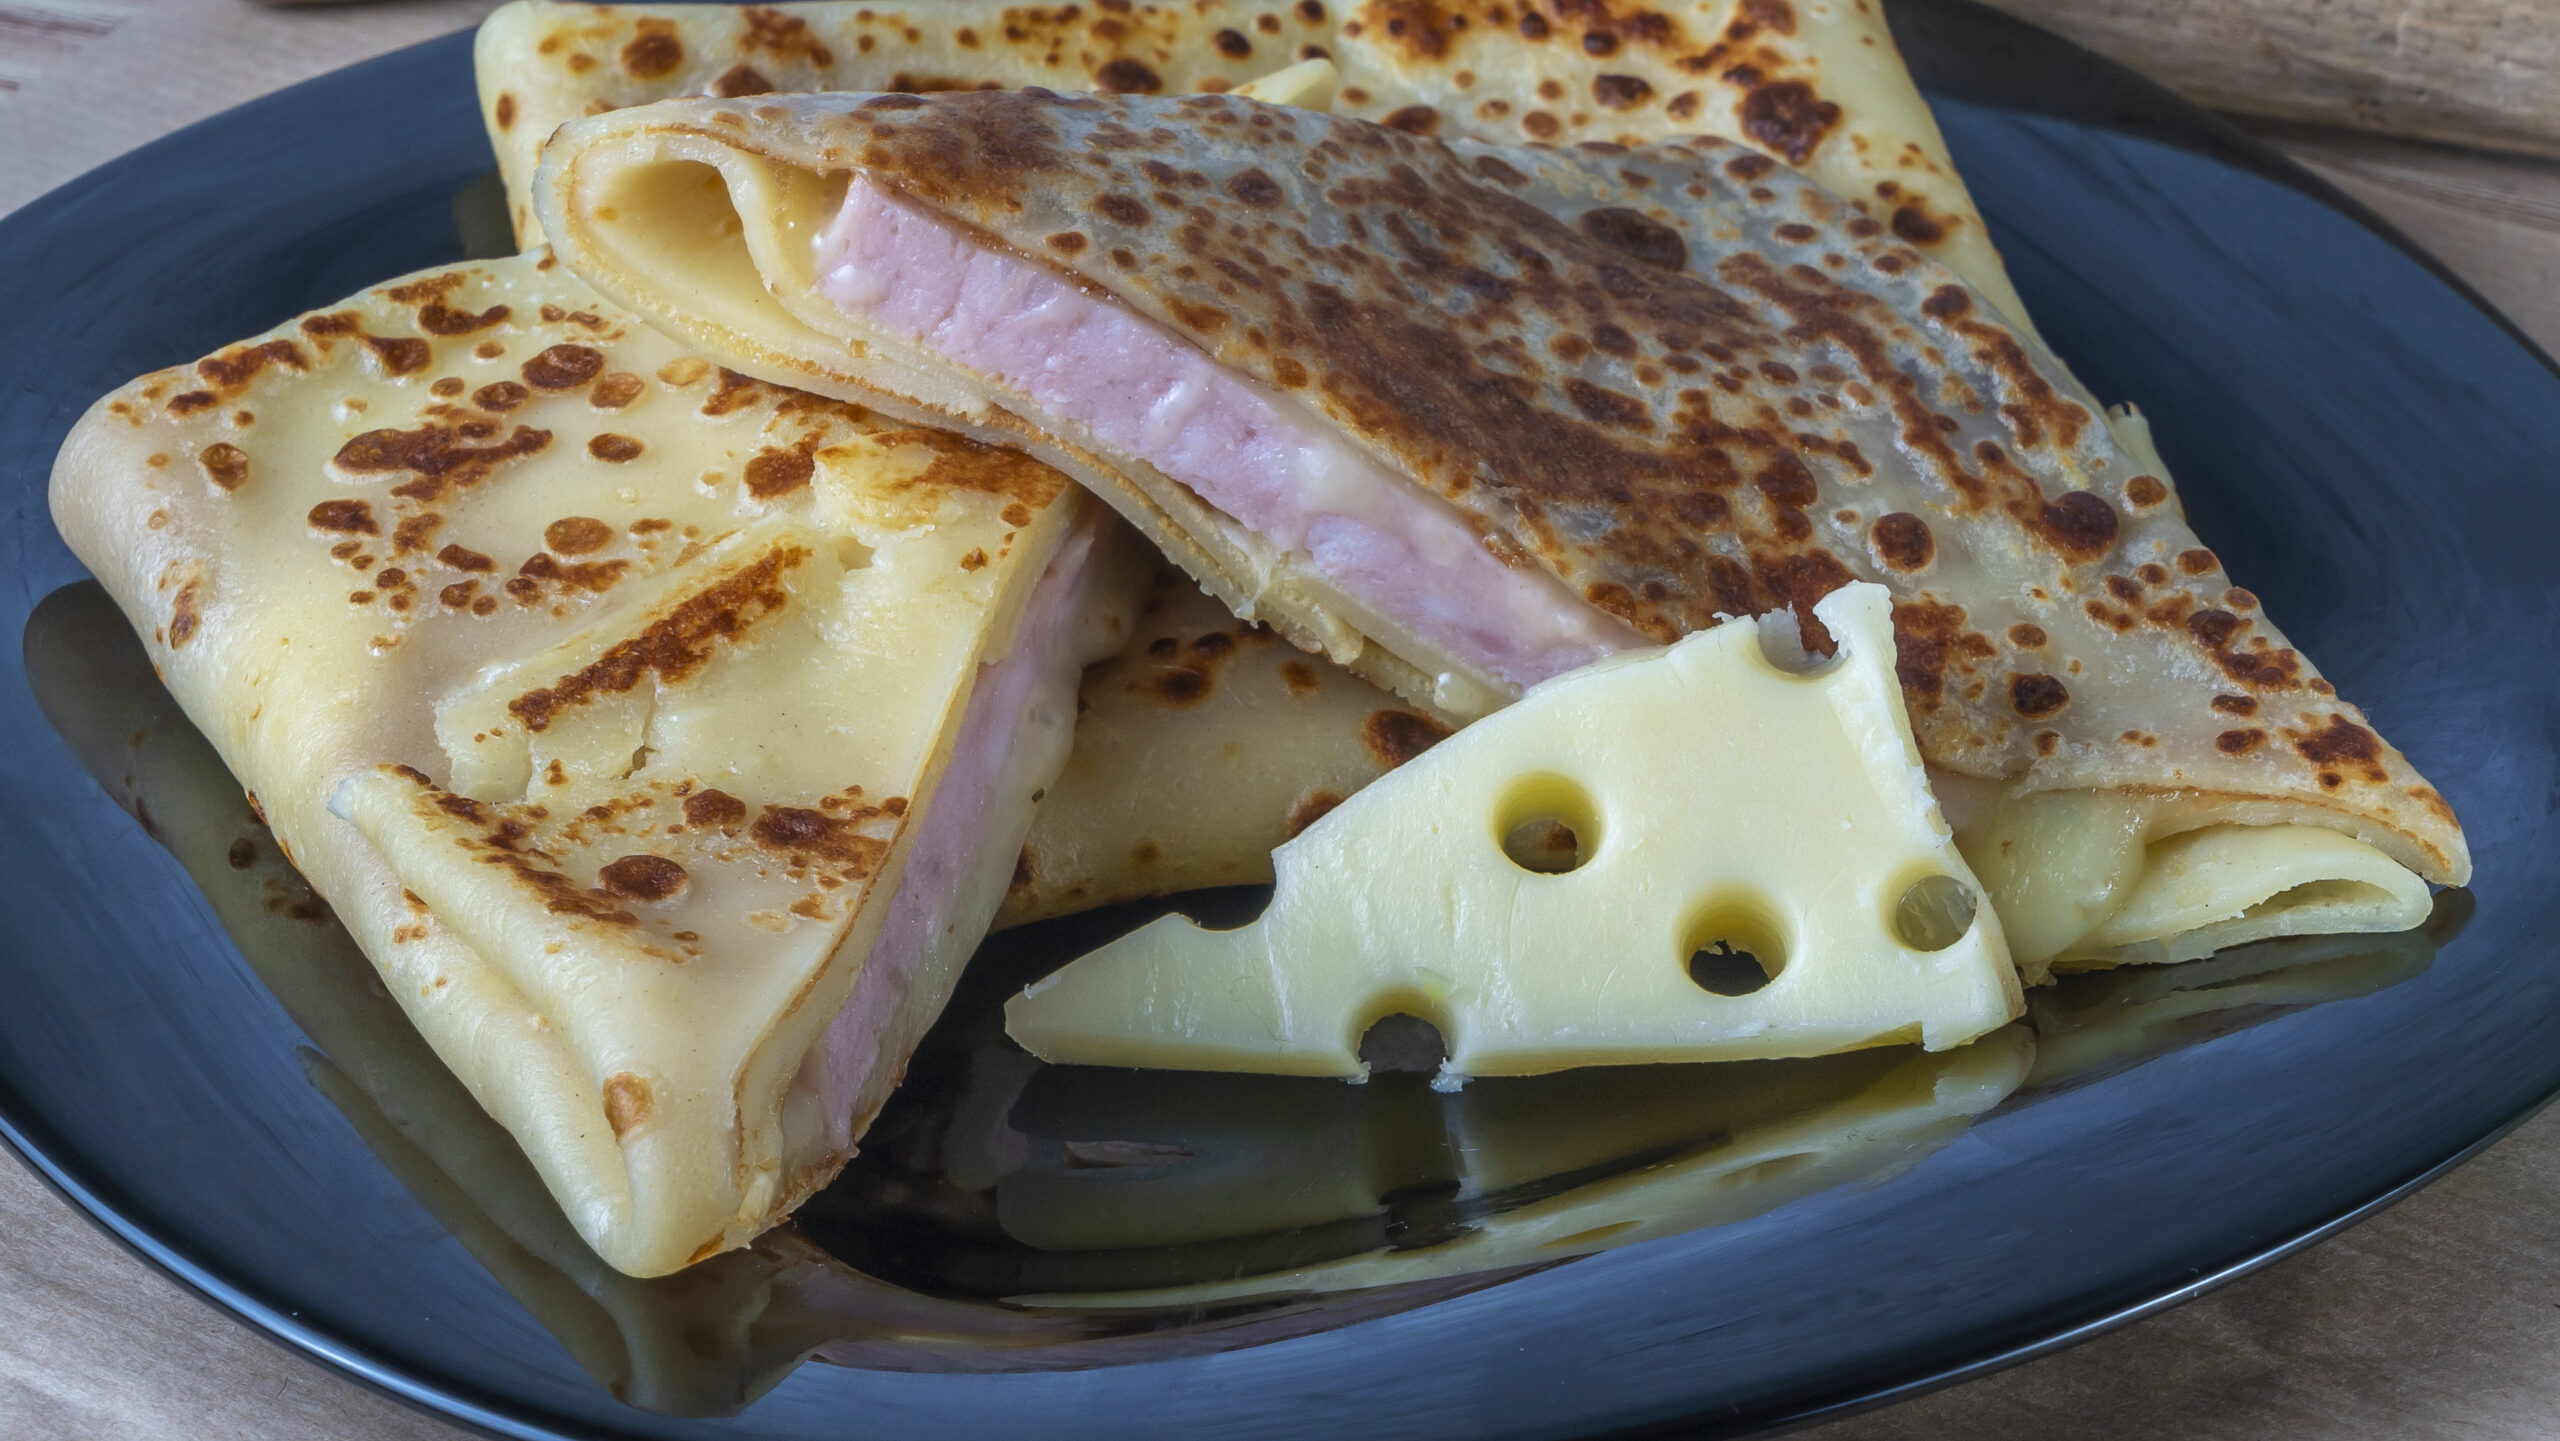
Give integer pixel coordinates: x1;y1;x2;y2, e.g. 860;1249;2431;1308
1892;873;1980;953
1682;893;1787;996
1754;603;1846;677
1688;942;1775;996
1500;819;1582;874
1176;883;1276;933
1358;1011;1449;1074
1494;773;1599;875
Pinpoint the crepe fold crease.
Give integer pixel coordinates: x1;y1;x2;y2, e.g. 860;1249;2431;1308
50;254;1143;1275
533;88;2464;975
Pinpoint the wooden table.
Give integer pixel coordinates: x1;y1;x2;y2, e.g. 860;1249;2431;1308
3;4;2556;1438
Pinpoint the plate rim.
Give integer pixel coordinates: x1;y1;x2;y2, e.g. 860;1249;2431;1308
1;9;2553;1441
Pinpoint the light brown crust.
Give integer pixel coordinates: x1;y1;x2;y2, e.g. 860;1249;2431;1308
541;89;2466;884
480;0;2022;320
47;255;1114;1276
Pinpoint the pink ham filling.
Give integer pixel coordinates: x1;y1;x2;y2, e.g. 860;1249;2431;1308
814;178;1642;692
798;519;1102;1153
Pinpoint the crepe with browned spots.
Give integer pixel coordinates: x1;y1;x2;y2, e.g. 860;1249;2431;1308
49;252;1143;1276
474;0;2032;330
538;88;2460;976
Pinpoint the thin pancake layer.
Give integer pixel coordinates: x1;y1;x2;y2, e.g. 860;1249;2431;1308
533;90;2466;919
1000;569;1455;925
475;0;2030;327
49;254;1139;1276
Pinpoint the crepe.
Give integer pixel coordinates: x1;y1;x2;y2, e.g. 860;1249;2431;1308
1000;567;1452;925
26;577;1516;1385
531;88;2463;975
483;0;2403;973
473;0;2446;977
474;0;2068;936
474;0;2033;331
48;252;1144;1276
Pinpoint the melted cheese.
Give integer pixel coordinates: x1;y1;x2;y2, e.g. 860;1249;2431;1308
1005;583;2022;1077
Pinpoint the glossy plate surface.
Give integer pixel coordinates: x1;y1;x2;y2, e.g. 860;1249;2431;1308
0;4;2555;1437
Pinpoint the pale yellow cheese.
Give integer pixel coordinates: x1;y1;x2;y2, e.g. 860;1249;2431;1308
1005;583;2022;1078
1229;56;1339;109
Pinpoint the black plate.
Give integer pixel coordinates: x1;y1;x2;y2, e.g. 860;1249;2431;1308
1;4;2555;1437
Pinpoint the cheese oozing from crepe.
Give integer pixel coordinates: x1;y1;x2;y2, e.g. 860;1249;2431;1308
535;89;2465;977
49;253;1143;1276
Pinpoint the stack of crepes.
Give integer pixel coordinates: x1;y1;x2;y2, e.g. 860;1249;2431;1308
48;0;2465;1278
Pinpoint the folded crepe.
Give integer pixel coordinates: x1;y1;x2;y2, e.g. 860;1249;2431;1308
25;580;971;1408
49;252;1142;1276
477;0;2231;963
481;2;1490;934
475;0;2032;330
533;88;2464;977
27;570;1507;1376
483;0;2421;977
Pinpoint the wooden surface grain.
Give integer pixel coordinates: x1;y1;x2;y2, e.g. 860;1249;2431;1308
1986;0;2560;161
3;4;2558;1440
2270;123;2560;352
0;0;502;215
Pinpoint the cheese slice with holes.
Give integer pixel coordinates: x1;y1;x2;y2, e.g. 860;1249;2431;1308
1006;582;2022;1077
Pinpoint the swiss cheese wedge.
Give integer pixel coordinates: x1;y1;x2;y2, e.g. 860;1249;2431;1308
1007;583;2022;1075
49;253;1141;1276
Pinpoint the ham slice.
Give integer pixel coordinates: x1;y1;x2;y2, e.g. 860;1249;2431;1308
814;177;1642;691
793;517;1107;1155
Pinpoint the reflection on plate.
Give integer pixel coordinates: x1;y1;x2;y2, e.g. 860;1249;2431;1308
22;575;2463;1419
